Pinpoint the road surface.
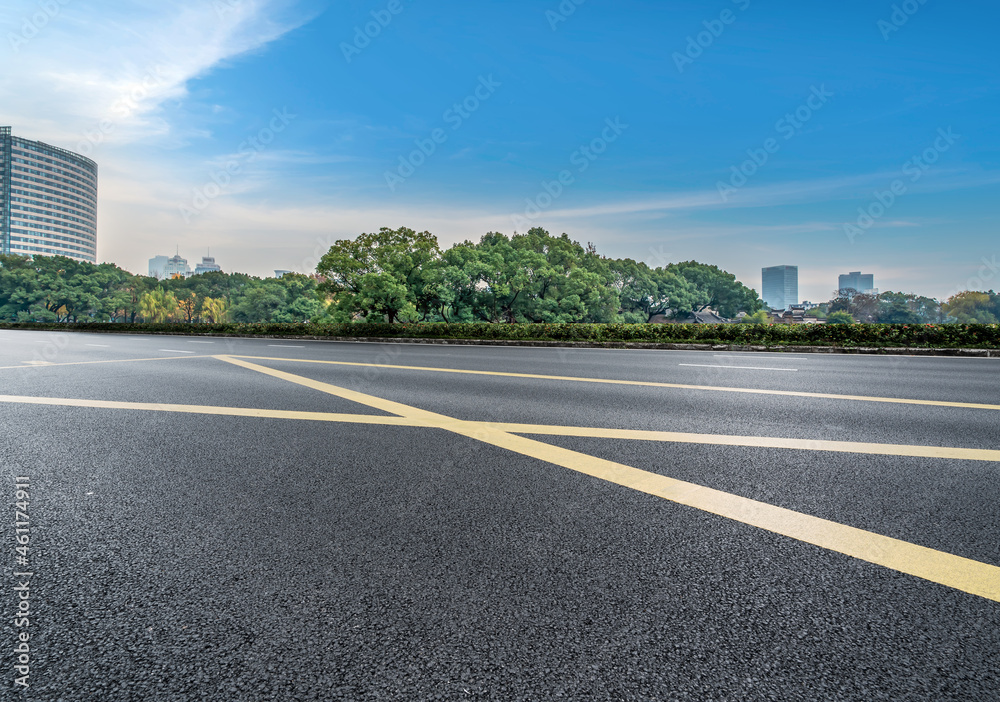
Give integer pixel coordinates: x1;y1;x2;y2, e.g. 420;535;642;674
1;329;998;700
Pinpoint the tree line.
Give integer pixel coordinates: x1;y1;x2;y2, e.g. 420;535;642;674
0;254;322;324
315;227;765;323
1;227;996;324
821;289;999;324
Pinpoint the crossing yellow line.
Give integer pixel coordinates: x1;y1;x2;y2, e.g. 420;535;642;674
216;355;1000;603
229;355;1000;412
1;391;997;463
7;394;1000;463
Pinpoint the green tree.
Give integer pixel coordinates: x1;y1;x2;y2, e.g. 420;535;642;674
943;291;999;324
827;310;855;324
316;227;440;323
667;261;765;318
139;288;179;322
740;309;771;324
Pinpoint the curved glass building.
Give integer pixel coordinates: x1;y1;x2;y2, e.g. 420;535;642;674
1;126;98;263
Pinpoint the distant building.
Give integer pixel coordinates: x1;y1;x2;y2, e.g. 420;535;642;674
274;269;292;278
762;265;798;310
148;255;169;279
162;254;191;278
1;126;98;263
194;256;221;275
839;271;875;296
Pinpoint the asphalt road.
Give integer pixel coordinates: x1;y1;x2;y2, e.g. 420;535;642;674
1;329;998;701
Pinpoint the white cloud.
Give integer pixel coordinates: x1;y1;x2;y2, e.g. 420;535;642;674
0;0;310;147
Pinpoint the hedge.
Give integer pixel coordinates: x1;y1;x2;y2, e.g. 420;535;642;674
2;321;999;348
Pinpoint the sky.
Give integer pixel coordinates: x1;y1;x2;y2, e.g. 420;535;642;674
2;0;998;302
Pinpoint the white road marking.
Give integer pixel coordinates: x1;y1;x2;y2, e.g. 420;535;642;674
713;354;810;360
160;349;196;354
679;364;798;372
187;341;216;344
268;345;305;348
85;344;110;348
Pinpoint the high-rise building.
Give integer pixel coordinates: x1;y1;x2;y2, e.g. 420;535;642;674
162;254;191;278
762;265;798;310
838;271;875;295
148;255;169;278
0;127;98;263
193;256;221;275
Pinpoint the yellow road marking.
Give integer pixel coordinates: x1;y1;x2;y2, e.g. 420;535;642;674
229;355;1000;412
0;395;410;424
492;424;1000;463
0;355;212;371
1;390;997;464
217;355;1000;603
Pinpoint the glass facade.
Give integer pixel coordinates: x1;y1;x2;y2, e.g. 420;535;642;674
838;271;875;295
762;265;798;310
0;127;98;263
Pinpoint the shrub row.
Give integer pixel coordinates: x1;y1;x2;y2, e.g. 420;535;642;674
2;321;999;348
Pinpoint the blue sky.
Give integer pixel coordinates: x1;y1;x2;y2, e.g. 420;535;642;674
2;0;998;301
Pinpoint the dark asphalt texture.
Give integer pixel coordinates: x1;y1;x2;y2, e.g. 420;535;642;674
0;330;998;701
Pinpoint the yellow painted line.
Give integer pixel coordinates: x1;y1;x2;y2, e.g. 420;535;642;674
0;355;212;371
491;424;1000;463
217;355;1000;603
229;355;1000;412
0;394;417;425
0;390;995;464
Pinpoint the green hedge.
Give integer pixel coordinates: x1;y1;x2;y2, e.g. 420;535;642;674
2;321;999;348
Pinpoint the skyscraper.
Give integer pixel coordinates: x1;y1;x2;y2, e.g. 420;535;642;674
838;271;875;295
762;265;798;310
0;127;98;263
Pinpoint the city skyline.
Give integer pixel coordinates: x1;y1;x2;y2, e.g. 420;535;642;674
2;1;998;302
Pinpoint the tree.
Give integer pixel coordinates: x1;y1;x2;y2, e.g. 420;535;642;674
316;227;440;323
200;297;230;323
138;288;179;322
740;309;771;324
231;281;288;322
667;261;765;318
875;291;943;324
177;291;198;324
943;291;999;324
827;311;855;324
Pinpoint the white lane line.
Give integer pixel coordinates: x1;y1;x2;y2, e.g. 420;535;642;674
85;344;110;348
159;349;196;354
679;364;798;372
713;354;810;360
268;345;305;348
187;341;216;344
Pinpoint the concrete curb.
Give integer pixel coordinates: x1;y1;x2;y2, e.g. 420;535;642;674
22;328;1000;357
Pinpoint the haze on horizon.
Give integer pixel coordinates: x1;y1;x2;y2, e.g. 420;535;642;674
2;0;997;303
